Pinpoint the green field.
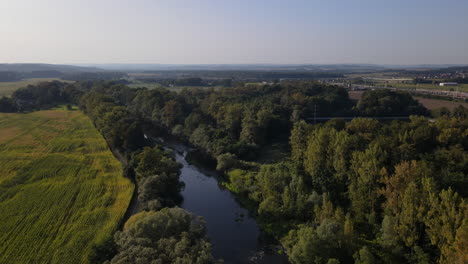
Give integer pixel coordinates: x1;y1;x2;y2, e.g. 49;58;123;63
0;78;68;97
0;109;134;264
390;83;468;92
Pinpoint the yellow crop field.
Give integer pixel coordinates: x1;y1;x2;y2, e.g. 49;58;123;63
0;109;134;264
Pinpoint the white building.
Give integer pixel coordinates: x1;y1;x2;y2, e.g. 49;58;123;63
439;82;458;87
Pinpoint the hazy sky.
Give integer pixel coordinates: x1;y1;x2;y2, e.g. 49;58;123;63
1;0;467;64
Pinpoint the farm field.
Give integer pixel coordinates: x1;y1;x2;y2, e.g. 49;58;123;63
413;96;468;110
348;90;468;110
0;78;68;97
0;109;134;264
389;83;468;92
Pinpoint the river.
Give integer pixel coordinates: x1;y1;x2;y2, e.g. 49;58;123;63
165;142;289;264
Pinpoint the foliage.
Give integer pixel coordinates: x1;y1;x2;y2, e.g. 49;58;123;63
357;89;429;117
132;146;184;210
0;96;17;112
79;90;145;152
225;115;468;263
215;152;238;171
111;208;215;264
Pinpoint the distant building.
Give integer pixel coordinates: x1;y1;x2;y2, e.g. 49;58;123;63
439;82;458;87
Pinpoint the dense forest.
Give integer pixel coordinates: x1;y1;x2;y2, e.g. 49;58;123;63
0;80;466;264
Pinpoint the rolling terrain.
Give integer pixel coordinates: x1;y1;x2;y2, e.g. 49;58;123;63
0;109;134;264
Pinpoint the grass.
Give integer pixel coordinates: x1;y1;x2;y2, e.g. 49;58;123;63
0;109;134;264
0;78;70;97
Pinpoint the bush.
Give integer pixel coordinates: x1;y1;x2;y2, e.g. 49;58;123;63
111;208;215;264
216;153;238;171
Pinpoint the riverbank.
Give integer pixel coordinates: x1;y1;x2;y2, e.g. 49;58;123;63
160;139;289;264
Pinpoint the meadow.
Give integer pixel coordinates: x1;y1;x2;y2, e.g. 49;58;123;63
0;109;134;264
0;78;68;97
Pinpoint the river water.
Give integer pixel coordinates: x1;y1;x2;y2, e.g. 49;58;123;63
166;143;289;264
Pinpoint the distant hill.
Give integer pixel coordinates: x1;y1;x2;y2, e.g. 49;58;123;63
78;63;388;72
76;63;468;73
0;63;102;73
0;64;123;81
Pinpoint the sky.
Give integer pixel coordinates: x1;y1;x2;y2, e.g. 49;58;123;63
0;0;467;65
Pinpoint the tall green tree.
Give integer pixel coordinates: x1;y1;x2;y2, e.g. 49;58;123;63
111;208;215;264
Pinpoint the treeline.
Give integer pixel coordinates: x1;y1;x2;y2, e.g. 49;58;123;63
140;70;344;80
62;72;127;81
442;77;468;84
134;77;233;87
84;81;355;161
226;113;468;264
0;81;216;264
0;81;80;112
0;70;124;82
0;71;21;82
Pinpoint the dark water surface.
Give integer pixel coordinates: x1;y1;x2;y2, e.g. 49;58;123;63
167;143;288;264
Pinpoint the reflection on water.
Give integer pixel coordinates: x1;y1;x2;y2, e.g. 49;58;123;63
168;144;288;264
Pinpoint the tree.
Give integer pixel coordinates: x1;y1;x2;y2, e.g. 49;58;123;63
357;89;428;117
111;208;215;264
0;96;17;112
88;235;117;264
349;142;387;224
283;219;350;264
379;161;429;216
447;219;468;264
353;246;375;264
133;147;184;210
304;127;336;193
135;147;182;182
138;174;184;210
219;104;243;140
256;162;312;219
215;153;238;172
452;105;468;119
346;118;380;143
424;188;466;263
240;109;259;144
395;182;422;248
161;99;184;127
290;120;311;162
